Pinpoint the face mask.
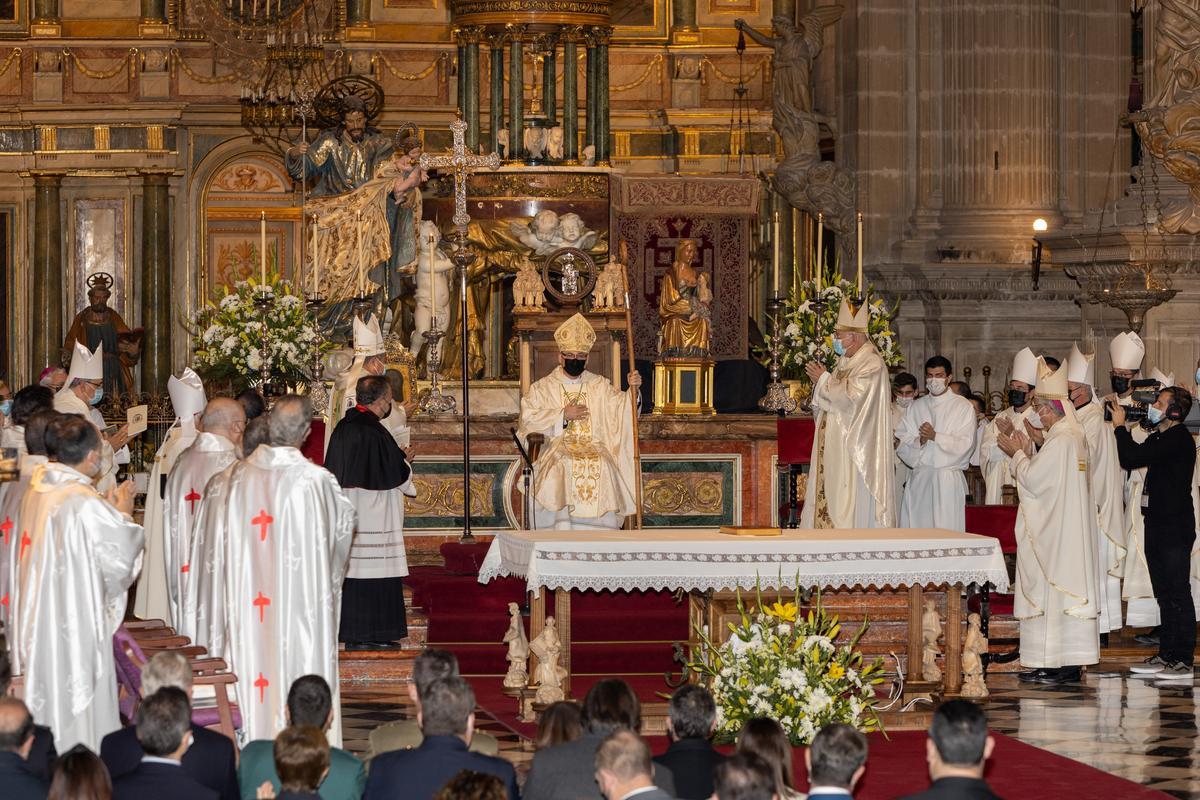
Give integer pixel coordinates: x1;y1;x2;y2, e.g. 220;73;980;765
1147;406;1165;425
563;358;586;378
1007;389;1028;408
895;396;914;409
0;400;11;416
832;340;846;357
927;377;947;396
1028;409;1045;429
1111;375;1130;395
89;386;104;406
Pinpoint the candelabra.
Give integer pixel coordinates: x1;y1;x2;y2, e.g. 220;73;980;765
758;293;797;416
305;294;330;416
254;289;276;396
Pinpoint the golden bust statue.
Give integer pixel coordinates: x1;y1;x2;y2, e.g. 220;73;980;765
657;240;713;358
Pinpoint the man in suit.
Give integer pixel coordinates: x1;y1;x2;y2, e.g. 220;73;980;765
100;652;237;800
713;753;775;800
898;701;1000;800
239;675;365;800
0;696;49;799
0;643;56;781
653;685;724;800
112;688;217;800
804;723;867;799
364;676;517;800
596;729;674;800
524;679;674;800
366;648;498;758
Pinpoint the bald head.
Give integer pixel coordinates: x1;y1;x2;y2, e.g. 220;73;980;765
200;397;246;447
0;697;34;757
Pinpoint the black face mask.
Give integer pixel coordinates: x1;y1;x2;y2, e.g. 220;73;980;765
1007;389;1028;408
1111;375;1130;394
563;358;586;377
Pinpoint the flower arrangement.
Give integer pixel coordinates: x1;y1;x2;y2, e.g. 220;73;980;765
765;266;903;380
686;585;885;746
191;276;328;391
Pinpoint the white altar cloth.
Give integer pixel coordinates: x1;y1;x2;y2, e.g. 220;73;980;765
477;527;1010;596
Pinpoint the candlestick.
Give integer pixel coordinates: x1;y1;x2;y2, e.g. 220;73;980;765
771;211;781;296
856;211;864;293
428;230;437;326
259;211;267;290
815;212;824;295
356;211;364;297
310;214;319;296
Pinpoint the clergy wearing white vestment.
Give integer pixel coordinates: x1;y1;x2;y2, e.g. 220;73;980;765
328;314;413;451
518;313;642;530
979;347;1039;504
165;398;244;636
179;451;239;661
998;358;1100;685
53;341;130;494
212;395;354;745
13;415;142;751
800;298;895;529
896;356;977;531
134;368;206;624
891;372;919;514
1066;343;1126;635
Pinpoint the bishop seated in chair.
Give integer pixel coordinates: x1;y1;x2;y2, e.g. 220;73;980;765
517;313;642;530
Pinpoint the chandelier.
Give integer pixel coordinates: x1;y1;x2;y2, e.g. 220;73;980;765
1069;260;1178;333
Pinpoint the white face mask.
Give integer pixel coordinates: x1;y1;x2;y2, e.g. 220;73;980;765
1028;409;1045;429
927;377;947;396
895;396;914;409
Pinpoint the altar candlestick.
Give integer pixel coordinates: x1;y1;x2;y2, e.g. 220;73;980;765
771;211;781;296
428;230;437;325
356;211;365;297
259;211;267;289
856;211;864;292
815;212;824;294
310;215;319;295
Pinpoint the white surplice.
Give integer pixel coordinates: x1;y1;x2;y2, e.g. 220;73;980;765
1076;401;1127;632
216;445;354;745
800;344;895;529
892;402;911;516
13;462;144;751
1010;421;1100;668
135;422;199;622
163;432;239;629
895;390;977;531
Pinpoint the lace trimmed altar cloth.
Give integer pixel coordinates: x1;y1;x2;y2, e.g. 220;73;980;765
477;527;1010;596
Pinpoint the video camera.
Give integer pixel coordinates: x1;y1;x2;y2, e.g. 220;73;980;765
1103;378;1163;423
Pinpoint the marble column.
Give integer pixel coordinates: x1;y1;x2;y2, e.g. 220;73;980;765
457;39;467;112
585;34;598;151
462;28;481;152
141;171;172;393
31;172;65;373
542;44;557;123
508;26;526;160
562;30;579;162
595;28;611;165
775;191;794;294
488;36;504;156
33;0;58;21
673;0;697;32
346;0;368;26
140;0;165;24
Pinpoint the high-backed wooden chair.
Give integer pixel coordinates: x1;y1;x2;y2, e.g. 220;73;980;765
964;504;1020;671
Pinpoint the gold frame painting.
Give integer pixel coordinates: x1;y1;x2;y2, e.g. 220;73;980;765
0;0;27;37
612;0;669;42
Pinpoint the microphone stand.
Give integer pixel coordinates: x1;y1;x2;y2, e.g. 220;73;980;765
511;427;535;531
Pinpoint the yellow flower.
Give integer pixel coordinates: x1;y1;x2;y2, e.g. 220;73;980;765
826;663;846;680
765;601;799;622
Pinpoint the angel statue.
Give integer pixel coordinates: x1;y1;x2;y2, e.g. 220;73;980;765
502;602;530;689
530;617;568;704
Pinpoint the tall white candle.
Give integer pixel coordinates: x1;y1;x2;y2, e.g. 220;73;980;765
428;230;437;325
356;211;364;297
259;211;267;289
856;211;864;292
815;212;824;294
771;211;780;296
310;214;318;296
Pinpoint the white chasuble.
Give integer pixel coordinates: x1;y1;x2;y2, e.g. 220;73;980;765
979;406;1037;505
0;454;47;657
518;368;638;527
1010;422;1100;669
163;432;239;629
1076;401;1127;632
179;462;237;660
895;391;976;531
218;445;354;745
800;344;895;529
1118;401;1159;626
14;463;144;751
135;423;198;622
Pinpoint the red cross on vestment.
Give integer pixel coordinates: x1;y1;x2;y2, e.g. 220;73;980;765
254;672;269;703
253;591;271;623
252;509;274;542
180;564;189;574
1;593;7;609
184;488;202;514
1;517;12;546
18;531;30;561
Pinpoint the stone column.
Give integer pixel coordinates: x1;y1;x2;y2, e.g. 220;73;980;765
673;0;697;33
31;172;65;373
508;26;526;160
585;33;598;151
141;171;172;393
542;40;557;123
346;0;369;26
488;35;504;156
462;28;482;152
594;27;611;165
562;28;579;162
775;192;794;294
140;0;165;23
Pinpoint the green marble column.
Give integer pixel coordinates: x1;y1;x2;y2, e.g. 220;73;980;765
140;0;165;23
346;0;368;26
456;41;467;114
562;32;579;162
31;172;64;373
585;36;597;150
463;30;481;152
595;28;610;165
508;28;525;160
775;191;794;296
489;40;504;156
141;171;172;393
33;0;58;22
542;46;556;123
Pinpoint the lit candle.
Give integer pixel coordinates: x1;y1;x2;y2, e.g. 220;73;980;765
259;211;267;289
310;214;319;296
856;211;864;292
771;211;780;296
428;230;437;326
815;212;824;295
356;211;364;297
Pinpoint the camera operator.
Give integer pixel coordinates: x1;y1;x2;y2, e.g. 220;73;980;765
1108;386;1197;679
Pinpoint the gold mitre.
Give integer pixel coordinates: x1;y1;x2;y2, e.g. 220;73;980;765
554;312;596;353
1035;356;1069;401
835;297;869;333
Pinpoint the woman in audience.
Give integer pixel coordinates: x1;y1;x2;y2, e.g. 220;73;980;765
535;701;582;750
433;769;507;800
49;745;112;800
269;725;330;800
737;717;802;800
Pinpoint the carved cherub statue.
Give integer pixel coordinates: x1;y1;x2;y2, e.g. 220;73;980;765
524;127;547;160
921;597;942;683
961;612;989;699
513;255;546;312
547;126;565;161
502;602;530;689
557;213;599;251
582;144;596;166
530;617;568;705
593;242;630;311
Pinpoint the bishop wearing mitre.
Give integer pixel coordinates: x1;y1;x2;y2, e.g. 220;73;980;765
1067;343;1126;635
997;357;1100;684
328;314;412;450
979;347;1040;504
134;368;206;623
53;342;130;492
518;313;642;530
800;298;894;529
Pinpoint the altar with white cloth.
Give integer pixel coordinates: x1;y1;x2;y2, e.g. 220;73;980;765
478;527;1009;700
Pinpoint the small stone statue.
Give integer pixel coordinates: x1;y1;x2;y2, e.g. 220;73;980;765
921;597;942;683
502;602;530;689
582;144;596;166
513;256;546;312
524;127;547;160
961;612;989;699
530;617;568;704
593;242;630;311
547;126;565;161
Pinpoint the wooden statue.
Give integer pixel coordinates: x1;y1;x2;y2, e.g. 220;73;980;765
921;597;942;683
63;273;141;398
961;612;989;699
502;602;530;689
657;240;712;358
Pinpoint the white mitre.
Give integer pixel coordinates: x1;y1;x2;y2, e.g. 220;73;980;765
1109;331;1145;371
1066;343;1095;386
1011;347;1039;387
1036;356;1069;401
554;312;597;353
167;368;206;432
1150;367;1175;387
353;314;385;359
834;297;869;334
65;341;103;383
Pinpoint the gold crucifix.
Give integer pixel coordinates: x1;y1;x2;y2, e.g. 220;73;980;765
418;111;502;230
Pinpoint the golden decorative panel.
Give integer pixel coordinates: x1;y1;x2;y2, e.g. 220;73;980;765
643;474;724;516
408;475;496;517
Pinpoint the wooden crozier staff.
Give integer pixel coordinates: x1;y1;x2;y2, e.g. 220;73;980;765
620;256;644;529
